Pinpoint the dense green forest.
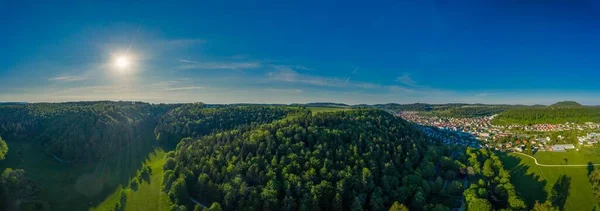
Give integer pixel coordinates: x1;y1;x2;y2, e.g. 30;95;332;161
549;101;583;108
154;104;297;145
492;107;600;125
0;102;176;161
0;102;304;210
162;109;526;210
0;102;530;210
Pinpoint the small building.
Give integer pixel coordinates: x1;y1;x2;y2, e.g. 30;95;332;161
551;144;575;152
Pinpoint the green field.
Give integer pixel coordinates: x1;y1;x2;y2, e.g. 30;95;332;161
534;150;600;165
91;149;172;211
499;152;597;210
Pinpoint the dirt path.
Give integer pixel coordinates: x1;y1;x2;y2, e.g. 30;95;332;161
513;152;600;167
51;153;75;163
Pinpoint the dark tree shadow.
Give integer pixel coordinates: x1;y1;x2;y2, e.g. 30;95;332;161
588;162;595;176
140;169;151;184
496;151;548;208
550;175;571;210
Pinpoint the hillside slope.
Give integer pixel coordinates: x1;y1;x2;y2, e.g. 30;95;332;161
164;109;527;210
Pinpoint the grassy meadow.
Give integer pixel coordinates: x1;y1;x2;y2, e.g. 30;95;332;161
534;149;600;165
499;152;598;211
91;149;172;211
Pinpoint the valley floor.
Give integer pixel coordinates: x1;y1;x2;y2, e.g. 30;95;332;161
91;149;172;211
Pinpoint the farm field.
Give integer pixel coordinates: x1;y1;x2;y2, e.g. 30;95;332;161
499;152;597;211
91;149;172;211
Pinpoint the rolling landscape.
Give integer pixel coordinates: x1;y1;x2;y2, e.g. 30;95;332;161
4;1;600;210
0;101;598;210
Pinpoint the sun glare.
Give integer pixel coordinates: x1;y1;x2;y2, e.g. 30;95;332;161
115;56;130;69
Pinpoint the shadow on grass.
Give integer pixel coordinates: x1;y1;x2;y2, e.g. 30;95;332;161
86;127;177;209
496;151;548;208
550;175;571;211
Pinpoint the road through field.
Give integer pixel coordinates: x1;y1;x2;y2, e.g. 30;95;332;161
513;152;600;167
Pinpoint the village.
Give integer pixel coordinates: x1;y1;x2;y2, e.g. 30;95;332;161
398;111;600;152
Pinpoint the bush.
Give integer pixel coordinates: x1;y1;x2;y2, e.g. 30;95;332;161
208;202;222;211
119;189;128;205
164;158;176;171
162;170;175;191
130;178;139;190
113;202;121;211
168;177;189;205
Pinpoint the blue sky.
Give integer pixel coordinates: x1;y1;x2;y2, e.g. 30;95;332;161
2;1;600;104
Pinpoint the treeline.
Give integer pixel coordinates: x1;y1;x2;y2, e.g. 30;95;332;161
364;103;433;111
162;109;525;210
0;102;175;161
492;107;600;125
463;149;525;210
0;102;296;162
154;104;298;145
0;136;39;209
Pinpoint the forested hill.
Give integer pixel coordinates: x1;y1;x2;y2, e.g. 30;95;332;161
550;101;583;108
363;103;521;118
0;102;297;161
164;109;526;210
154;104;298;145
492;106;600;125
0;102;177;161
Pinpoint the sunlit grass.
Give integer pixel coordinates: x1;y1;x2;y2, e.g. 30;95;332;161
534;150;600;165
500;152;596;211
91;148;172;211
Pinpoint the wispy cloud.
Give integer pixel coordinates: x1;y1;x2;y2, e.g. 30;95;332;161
396;72;416;86
295;65;313;71
164;86;204;91
160;39;205;47
268;69;335;86
475;92;509;97
388;85;414;93
178;59;199;64
263;88;303;93
352;66;360;74
345;66;360;84
267;69;416;94
178;61;261;70
48;75;89;82
344;77;351;84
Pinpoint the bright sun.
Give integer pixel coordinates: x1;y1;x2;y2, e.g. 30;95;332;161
115;56;130;69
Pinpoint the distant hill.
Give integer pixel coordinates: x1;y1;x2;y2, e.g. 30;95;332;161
492;105;600;125
292;102;349;107
550;101;583;108
363;103;522;117
0;102;27;105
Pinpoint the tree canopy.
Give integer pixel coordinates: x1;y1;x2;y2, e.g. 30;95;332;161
0;136;7;160
492;106;600;125
162;109;524;210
